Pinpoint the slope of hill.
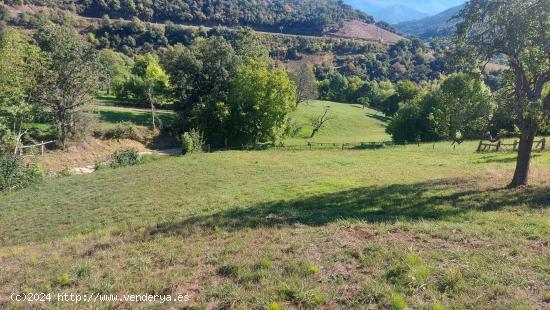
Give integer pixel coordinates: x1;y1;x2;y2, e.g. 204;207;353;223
394;4;465;40
2;131;549;308
331;20;404;44
286;100;390;144
2;0;373;36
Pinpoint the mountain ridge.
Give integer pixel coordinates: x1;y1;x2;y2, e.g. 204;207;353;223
344;0;465;23
394;4;465;40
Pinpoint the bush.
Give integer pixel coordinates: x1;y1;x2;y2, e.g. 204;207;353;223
99;122;144;142
182;129;204;155
110;147;142;168
0;155;43;192
0;126;16;154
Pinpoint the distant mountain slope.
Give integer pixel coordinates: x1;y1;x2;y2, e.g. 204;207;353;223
345;0;465;23
368;5;427;24
332;20;404;44
394;4;465;40
2;2;401;44
2;0;374;36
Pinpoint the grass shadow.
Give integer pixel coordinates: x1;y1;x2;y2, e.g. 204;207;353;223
151;179;549;236
97;110;177;126
366;113;391;123
476;154;541;164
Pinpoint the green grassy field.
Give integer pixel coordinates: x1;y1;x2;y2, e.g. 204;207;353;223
1;138;549;309
286;100;390;144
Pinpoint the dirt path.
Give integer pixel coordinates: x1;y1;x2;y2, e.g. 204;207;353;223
72;148;182;175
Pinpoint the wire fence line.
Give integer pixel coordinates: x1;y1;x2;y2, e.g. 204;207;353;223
201;141;397;152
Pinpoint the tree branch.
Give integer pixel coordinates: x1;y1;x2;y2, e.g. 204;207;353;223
534;70;550;99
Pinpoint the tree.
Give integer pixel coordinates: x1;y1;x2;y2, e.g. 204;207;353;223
289;64;319;105
132;53;170;130
432;73;495;141
455;0;550;187
227;59;297;146
319;71;349;102
309;106;335;138
162;37;240;124
0;28;45;153
162;37;241;144
386;74;494;144
34;24;105;147
382;80;419;117
99;49;133;95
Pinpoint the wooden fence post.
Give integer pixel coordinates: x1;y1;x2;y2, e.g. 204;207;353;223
542;138;546;151
477;141;483;152
496;141;502;152
513;140;518;152
40;141;45;155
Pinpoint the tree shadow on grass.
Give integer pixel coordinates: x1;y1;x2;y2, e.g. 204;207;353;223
476;154;542;164
366;113;391;123
151;179;549;236
98;110;176;126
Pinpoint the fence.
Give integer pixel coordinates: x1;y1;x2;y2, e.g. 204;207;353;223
477;138;546;153
17;141;55;156
204;141;395;152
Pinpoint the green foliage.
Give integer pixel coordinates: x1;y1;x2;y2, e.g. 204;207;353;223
22;0;372;36
382;80;420;117
319;71;349;102
110;147;142;168
117;53;170;106
0;28;45;152
99;49;133;95
227;59;297;146
387;74;494;143
182;129;204;155
34;23;105;146
0;155;42;192
455;0;550;186
432;73;495;140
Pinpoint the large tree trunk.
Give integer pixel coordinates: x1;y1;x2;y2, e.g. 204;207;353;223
509;127;536;188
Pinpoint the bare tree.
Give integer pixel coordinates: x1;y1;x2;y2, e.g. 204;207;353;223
289;64;319;105
309;106;334;138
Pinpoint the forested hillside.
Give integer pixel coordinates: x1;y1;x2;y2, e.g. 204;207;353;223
3;0;374;35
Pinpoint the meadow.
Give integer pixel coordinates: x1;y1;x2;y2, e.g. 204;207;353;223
0;101;549;309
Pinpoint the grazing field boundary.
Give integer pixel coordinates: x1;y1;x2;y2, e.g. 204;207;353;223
477;138;546;153
17;140;55;156
199;141;396;152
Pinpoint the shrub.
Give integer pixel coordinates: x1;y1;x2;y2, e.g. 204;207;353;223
100;122;144;142
182;128;204;155
111;147;142;168
0;155;42;192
